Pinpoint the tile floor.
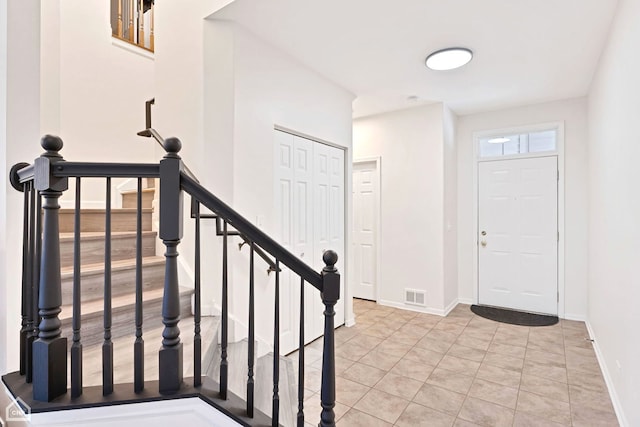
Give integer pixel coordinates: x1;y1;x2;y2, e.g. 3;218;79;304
294;299;619;427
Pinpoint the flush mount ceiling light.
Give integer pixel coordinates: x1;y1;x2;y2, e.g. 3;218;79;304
425;47;473;71
488;137;511;144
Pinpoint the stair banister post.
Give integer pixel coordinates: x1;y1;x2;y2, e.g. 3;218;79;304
319;250;340;427
158;137;184;394
32;135;68;402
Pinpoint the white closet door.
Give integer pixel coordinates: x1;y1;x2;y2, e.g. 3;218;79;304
274;130;345;353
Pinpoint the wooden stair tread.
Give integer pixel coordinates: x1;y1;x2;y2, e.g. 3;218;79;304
60;286;192;320
60;256;165;277
60;230;157;241
120;188;155;195
60;208;153;213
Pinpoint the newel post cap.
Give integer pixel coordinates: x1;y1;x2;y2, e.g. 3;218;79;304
163;137;182;158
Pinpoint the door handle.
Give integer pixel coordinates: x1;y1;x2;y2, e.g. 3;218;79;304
480;240;487;247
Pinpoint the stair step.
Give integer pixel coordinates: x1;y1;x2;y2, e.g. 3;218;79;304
61;287;193;348
60;231;158;268
121;188;155;209
61;256;165;306
59;208;153;233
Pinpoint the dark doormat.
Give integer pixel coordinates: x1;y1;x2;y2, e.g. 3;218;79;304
470;304;559;327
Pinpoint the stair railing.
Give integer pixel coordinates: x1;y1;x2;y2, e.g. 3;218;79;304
5;134;340;427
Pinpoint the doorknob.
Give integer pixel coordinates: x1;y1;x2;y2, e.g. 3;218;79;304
480;240;487;247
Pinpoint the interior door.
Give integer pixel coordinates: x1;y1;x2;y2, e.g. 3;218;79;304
275;130;345;354
478;156;558;315
352;161;378;301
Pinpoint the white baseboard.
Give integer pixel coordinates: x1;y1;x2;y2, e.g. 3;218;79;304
563;313;586;322
585;321;628;427
377;299;448;317
443;299;459;316
457;297;474;305
344;317;356;327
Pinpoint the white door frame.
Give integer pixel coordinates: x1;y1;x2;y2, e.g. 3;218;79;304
352;157;382;302
472;121;565;318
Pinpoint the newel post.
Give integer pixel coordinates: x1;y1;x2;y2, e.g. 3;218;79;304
158;137;184;394
319;250;340;427
32;135;68;402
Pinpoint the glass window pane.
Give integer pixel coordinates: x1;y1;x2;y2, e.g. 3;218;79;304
478;129;557;158
528;130;557;152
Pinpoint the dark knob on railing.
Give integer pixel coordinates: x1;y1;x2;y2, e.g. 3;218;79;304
323;250;338;270
164;137;182;154
41;135;63;154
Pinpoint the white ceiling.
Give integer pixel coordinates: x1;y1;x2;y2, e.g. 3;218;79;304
213;0;618;117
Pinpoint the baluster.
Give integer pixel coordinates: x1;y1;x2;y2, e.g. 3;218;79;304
128;0;134;42
137;0;144;47
319;251;340;427
134;177;145;393
193;200;202;387
32;135;68;402
220;220;229;399
272;260;280;427
71;178;83;398
158;138;184;394
297;277;305;427
33;191;43;354
247;242;255;417
103;178;114;396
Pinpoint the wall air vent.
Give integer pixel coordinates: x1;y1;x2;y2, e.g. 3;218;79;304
405;288;426;306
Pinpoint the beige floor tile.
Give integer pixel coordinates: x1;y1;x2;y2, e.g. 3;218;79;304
311;354;354;375
341;362;387;387
516;390;571;425
360;323;396;339
525;348;566;367
335;341;371;362
395;402;455;427
348;334;384;351
476;363;522;388
373;372;423;400
415;335;454;353
403;346;444;366
397;323;431;339
390;357;434;382
427;329;459;343
447;343;487;362
468;378;519;409
569;384;615;413
433;321;466;335
513;411;568;426
437;354;481;376
455;334;492;351
492;331;528;348
358;348;402;371
458;396;515;427
427;367;474;394
520;373;569;402
483;351;525;372
376;339;412;358
336;408;392;427
453;419;482;427
412;383;466;416
526;339;566;355
566;368;607;392
488;341;526;358
353;388;409;424
523;359;567;383
335;376;370;406
565;352;601;374
571;403;620;427
304;366;322;392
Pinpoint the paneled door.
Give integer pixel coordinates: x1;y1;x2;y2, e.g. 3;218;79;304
478;156;558;315
352;160;379;301
275;130;345;354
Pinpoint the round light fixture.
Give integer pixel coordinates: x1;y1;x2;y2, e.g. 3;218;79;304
488;137;510;144
425;47;473;71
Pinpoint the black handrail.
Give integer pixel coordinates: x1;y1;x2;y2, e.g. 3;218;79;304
181;172;323;290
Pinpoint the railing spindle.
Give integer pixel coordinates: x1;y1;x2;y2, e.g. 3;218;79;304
297;277;305;427
103;178;114;396
71;178;83;398
272;260;280;427
32;136;68;402
220;220;229;399
33;191;42;348
193;200;202;387
247;242;255;418
134;177;145;393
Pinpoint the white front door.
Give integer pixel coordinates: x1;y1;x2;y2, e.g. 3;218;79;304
478;156;558;315
352;161;379;301
275;130;345;354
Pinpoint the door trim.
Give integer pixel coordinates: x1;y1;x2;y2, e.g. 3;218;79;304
353;157;382;302
472;121;565;318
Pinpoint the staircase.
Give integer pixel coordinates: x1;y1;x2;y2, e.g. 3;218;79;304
58;180;192;347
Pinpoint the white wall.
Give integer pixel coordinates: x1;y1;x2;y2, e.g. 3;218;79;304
456;98;589;319
587;0;640;424
41;0;156;206
225;23;354;345
0;0;41;374
353;105;449;313
442;105;458;310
